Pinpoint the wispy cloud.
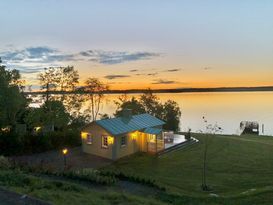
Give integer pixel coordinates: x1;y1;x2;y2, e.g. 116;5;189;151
135;72;158;76
147;72;158;76
17;67;45;74
129;69;138;72
203;67;212;70
1;46;77;64
152;79;178;84
81;50;160;65
164;68;181;72
0;46;160;72
104;75;130;80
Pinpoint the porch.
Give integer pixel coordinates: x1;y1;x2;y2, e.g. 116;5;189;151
138;129;187;154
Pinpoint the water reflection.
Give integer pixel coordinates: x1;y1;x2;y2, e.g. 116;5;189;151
29;92;273;135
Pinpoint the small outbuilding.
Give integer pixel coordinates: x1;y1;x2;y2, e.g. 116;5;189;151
240;121;259;135
81;110;165;160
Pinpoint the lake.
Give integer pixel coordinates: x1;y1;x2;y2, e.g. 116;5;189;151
29;92;273;136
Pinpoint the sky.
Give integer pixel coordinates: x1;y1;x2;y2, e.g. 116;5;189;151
1;0;273;90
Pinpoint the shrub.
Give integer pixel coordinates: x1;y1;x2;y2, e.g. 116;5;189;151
32;168;117;186
0;156;11;169
0;132;24;155
61;169;117;185
100;169;166;191
0;129;81;156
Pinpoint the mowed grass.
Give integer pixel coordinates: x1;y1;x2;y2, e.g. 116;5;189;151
1;134;273;204
0;169;167;205
103;134;273;197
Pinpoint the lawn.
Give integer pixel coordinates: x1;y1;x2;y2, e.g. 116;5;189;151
0;169;167;205
1;134;273;205
102;134;273;200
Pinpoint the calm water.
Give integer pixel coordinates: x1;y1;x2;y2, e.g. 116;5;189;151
30;92;273;136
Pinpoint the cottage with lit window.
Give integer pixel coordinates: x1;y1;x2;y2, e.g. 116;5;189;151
81;109;165;160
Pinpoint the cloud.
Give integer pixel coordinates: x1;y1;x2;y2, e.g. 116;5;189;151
17;67;45;74
104;75;130;80
129;69;138;72
0;47;160;71
0;46;77;67
135;72;158;76
81;50;160;65
203;67;212;70
152;79;178;84
164;69;181;72
107;81;132;85
147;72;158;76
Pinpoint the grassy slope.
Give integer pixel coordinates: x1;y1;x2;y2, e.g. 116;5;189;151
0;169;167;205
1;134;273;205
102;134;273;201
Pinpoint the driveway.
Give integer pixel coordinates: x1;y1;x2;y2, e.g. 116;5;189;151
11;147;112;171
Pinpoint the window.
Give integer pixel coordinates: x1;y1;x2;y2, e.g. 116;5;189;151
121;136;127;147
86;134;92;144
102;136;108;148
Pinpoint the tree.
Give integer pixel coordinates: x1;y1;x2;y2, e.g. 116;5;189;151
83;78;109;121
162;100;181;131
24;100;70;130
139;89;162;117
201;117;223;191
114;96;145;117
0;58;27;127
113;90;182;131
38;66;83;119
38;67;58;102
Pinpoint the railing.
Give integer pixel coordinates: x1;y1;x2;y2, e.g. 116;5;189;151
147;140;164;153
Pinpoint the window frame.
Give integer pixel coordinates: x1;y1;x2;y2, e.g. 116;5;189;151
121;135;127;147
101;135;108;149
86;133;92;145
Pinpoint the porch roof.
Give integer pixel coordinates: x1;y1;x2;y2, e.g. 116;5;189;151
143;127;162;135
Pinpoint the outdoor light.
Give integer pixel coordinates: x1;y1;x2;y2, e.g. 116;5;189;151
62;148;68;168
62;148;68;155
131;132;137;140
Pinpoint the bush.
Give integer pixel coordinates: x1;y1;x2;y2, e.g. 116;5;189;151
0;132;24;155
100;169;166;191
61;169;117;185
0;129;81;156
0;156;11;169
28;168;117;186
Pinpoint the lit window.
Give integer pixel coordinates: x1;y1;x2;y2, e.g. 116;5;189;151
102;136;108;148
121;136;127;147
86;134;92;144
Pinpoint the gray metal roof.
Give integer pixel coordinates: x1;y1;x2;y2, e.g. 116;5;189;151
95;113;165;136
143;127;162;135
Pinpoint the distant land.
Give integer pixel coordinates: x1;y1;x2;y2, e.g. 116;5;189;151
24;86;273;95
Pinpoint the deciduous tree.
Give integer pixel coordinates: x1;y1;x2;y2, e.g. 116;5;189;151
83;78;109;121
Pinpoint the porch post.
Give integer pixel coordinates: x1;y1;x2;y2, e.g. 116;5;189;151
155;134;157;153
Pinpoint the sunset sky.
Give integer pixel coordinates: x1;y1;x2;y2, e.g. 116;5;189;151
1;0;273;90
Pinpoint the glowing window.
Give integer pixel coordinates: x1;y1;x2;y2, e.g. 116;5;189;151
102;136;108;148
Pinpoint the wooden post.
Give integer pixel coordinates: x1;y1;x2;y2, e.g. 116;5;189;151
155;134;157;153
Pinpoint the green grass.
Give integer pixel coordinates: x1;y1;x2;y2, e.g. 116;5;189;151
1;134;273;204
0;169;167;205
102;134;273;202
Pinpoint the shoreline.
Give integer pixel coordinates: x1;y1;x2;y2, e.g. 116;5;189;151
24;86;273;95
